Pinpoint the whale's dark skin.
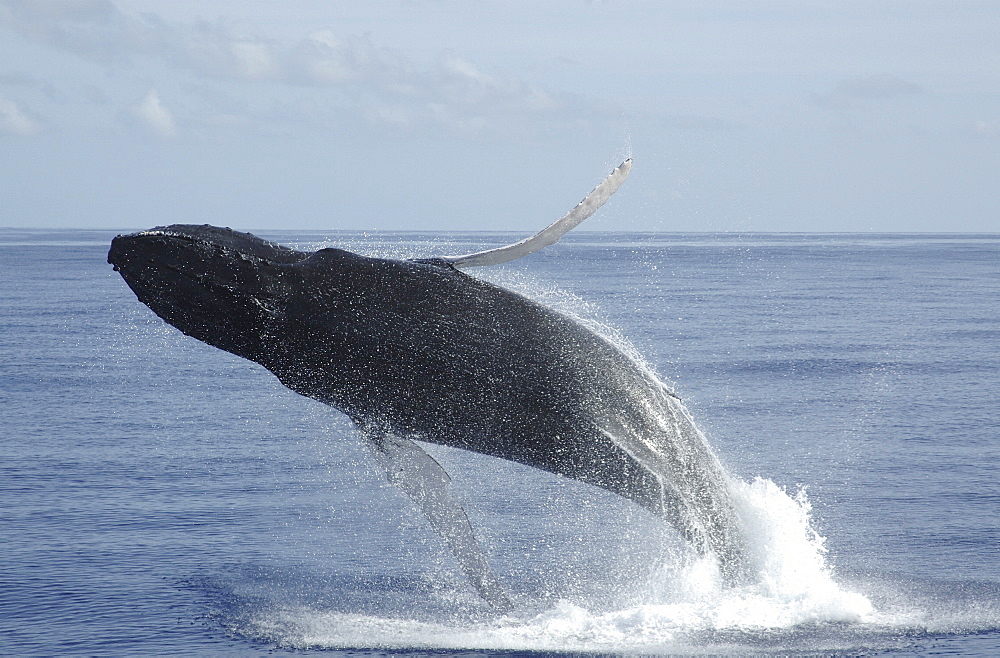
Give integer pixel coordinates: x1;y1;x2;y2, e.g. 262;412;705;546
108;224;748;607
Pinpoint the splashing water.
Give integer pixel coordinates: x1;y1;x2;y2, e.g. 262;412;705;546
227;470;873;653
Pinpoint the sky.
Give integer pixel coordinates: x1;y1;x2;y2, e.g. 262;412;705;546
1;1;997;232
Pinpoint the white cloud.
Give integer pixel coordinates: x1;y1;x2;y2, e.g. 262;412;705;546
229;40;277;79
136;88;176;137
287;31;409;86
1;1;283;79
0;1;600;135
0;95;42;135
0;0;135;64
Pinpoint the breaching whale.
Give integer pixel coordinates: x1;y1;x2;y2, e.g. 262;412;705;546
108;160;748;611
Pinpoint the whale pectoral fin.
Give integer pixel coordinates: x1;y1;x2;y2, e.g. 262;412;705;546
439;158;632;268
364;432;513;613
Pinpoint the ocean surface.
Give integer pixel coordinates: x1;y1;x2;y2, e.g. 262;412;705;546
2;229;999;656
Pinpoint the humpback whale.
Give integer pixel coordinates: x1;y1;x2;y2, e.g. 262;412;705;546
108;160;747;611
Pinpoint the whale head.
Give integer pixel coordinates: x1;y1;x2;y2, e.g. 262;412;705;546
108;224;312;361
107;224;441;391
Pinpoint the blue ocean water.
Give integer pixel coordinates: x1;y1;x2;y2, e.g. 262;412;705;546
2;229;999;656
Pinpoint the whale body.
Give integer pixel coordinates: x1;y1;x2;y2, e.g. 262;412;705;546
108;161;748;610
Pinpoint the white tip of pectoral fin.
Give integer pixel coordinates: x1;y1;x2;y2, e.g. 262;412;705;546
443;158;632;269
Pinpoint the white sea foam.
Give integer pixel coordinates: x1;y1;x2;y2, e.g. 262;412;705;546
242;476;874;652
